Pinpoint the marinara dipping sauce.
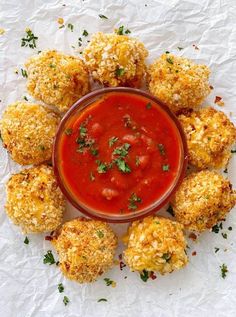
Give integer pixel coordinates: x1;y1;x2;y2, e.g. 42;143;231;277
53;88;187;222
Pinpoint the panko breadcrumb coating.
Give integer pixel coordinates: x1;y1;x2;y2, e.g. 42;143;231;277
0;101;60;165
123;216;188;274
5;165;65;233
148;53;211;112
178;107;236;169
51;218;117;283
172;171;236;232
83;32;148;87
25;50;90;112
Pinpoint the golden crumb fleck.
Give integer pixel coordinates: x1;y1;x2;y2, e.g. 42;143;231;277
52;218;117;283
5;165;65;233
148;53;211;113
123;216;188;274
0;28;5;35
172;170;236;232
178;107;236;169
83;32;148;87
57;17;64;24
0;101;60;165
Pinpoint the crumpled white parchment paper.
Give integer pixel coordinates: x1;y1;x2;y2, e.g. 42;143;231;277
0;0;236;316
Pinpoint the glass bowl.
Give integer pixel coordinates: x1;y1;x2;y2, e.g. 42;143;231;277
53;87;188;223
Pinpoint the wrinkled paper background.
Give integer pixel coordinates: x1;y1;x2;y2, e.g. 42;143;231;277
0;0;236;316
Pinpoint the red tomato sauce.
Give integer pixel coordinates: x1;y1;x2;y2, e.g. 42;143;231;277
59;92;182;215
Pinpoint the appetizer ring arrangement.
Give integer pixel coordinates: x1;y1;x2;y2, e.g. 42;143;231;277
1;30;236;292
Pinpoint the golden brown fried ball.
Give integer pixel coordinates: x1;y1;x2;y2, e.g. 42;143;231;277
83;32;148;87
172;170;236;232
25;50;90;112
123;216;188;274
52;218;118;283
5;165;65;233
178;107;236;169
148;53;211;113
0;101;60;165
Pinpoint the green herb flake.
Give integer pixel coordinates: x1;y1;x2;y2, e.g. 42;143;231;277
104;278;114;286
67;23;74;32
38;145;46;151
90;171;95;181
96;230;104;238
49;63;56;68
99;14;108;19
162;164;169;171
116;26;131;35
115;157;131;173
146;102;152;109
98;298;108;302
23;96;28;101
58;283;64;293
79;124;87;138
113;143;131;157
82;30;89;36
135;156;140;166
166;205;174;216
63;296;70;306
128;193;142;210
212;222;223;233
21;29;38;49
220;263;228;279
177;47;184;50
231;149;236;153
115;67;125;77
21;68;28;78
158;143;165;156
165;51;170;54
221;232;227;239
166;57;174;65
65;128;73;136
109;136;119;147
43;250;56;265
162;252;171;262
223;168;228;173
24;236;29;245
90;148;99;156
125;29;131;34
228;226;232;231
96;161;108;174
140;269;149;282
154;221;160;225
214;247;220;253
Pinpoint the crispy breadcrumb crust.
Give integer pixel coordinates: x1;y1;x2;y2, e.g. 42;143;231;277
5;165;65;233
25;50;90;112
52;218;118;283
0;101;60;165
148;53;211;112
172;171;236;232
178;107;236;169
83;32;148;87
123;216;188;274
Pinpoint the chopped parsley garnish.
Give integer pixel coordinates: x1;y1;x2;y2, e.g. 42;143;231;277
116;25;131;35
228;226;232;231
65;128;73;136
98;298;108;302
162;253;171;262
166;57;174;64
231;149;236;153
214;247;220;253
146;102;152;109
96;160;108;174
165;51;170;54
21;29;38;49
99;14;108;19
43;250;56;265
90;171;95;181
24;236;29;244
63;296;70;306
114;157;131;173
96;230;104;238
166;205;174;216
109;136;119;147
128;193;142;210
113;143;130;157
135;156;140;166
220;263;228;279
162;164;169;171
79;124;87;138
38;145;46;151
82;29;89;36
177;47;184;50
67;23;74;32
158;143;165;156
115;67;125;77
140;269;149;282
21;68;28;78
90;147;99;156
23;96;28;101
212;222;223;233
58;283;64;293
104;278;114;286
221;232;227;239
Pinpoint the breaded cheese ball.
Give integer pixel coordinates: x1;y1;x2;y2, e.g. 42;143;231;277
178;107;236;169
52;218;118;283
123;216;188;275
83;32;148;87
5;165;65;233
0;101;60;165
148;53;211;113
172;171;236;232
25;50;90;112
